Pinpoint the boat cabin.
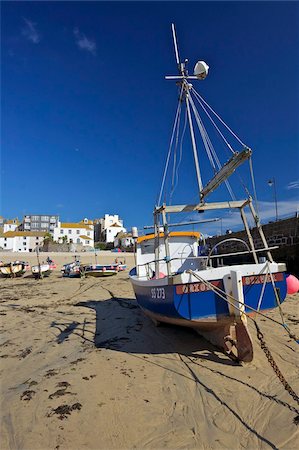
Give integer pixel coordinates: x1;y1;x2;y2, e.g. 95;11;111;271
136;231;205;278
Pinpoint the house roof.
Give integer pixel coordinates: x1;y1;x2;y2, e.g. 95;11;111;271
79;235;93;240
109;222;123;228
3;231;46;237
61;223;92;230
6;219;20;225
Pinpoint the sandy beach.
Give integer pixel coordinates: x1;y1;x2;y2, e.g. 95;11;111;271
0;251;298;450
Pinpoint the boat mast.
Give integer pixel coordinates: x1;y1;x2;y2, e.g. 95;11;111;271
186;89;203;195
171;23;203;199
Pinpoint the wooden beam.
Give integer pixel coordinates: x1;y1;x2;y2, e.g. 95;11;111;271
155;199;249;214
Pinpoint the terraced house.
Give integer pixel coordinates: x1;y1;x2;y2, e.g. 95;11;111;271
0;231;46;252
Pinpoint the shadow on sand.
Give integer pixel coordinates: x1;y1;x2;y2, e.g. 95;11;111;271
74;296;239;366
72;296;288;449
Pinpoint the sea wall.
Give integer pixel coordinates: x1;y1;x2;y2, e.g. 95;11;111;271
206;216;299;275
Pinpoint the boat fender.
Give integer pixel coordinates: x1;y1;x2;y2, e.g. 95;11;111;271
286;274;299;294
150;272;166;279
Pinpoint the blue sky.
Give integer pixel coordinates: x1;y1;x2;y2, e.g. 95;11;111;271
1;1;299;235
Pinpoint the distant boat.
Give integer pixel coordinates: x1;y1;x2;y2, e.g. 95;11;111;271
129;25;288;362
31;263;51;279
0;261;27;278
61;260;82;278
83;264;119;277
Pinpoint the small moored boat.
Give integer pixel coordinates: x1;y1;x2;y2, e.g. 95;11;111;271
61;259;83;278
0;261;27;278
83;264;118;277
31;263;51;279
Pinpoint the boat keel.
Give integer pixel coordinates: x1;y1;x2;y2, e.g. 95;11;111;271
197;320;254;362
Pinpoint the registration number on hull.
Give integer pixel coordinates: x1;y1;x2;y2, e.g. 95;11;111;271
151;288;165;299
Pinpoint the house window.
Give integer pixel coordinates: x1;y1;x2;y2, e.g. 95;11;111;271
87;231;90;236
4;243;6;247
23;242;26;246
86;241;90;244
76;230;80;235
68;230;72;234
60;230;64;234
76;238;80;244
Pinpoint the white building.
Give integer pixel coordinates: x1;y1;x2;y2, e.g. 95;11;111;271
3;219;20;233
0;231;46;252
53;219;94;248
98;214;126;243
113;234;134;249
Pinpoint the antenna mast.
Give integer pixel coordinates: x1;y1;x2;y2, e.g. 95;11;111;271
170;23;203;198
171;23;180;68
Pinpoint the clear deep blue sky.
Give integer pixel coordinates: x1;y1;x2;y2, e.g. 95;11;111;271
1;1;299;233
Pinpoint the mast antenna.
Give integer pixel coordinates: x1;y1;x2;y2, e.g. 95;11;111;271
171;23;180;67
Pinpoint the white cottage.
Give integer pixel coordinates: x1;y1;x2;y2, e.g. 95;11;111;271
97;214;126;243
0;231;46;252
3;219;20;233
53;219;94;248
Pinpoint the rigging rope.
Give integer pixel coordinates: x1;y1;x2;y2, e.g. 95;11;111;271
189;94;236;201
158;84;184;206
191;88;235;154
170;108;188;205
170;106;181;198
191;88;256;203
186;269;298;341
192;88;247;148
249;156;260;219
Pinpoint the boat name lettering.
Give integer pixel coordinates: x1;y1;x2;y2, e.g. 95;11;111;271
151;288;165;300
176;281;221;295
242;273;283;285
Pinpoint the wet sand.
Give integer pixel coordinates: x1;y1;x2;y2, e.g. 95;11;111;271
0;251;298;449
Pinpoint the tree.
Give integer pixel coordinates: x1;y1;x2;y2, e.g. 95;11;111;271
43;232;53;242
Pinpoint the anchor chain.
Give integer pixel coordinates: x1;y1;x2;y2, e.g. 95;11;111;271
254;321;299;422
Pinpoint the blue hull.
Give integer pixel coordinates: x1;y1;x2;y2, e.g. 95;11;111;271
130;270;287;324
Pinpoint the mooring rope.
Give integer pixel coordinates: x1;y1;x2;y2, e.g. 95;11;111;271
186;268;299;418
186;270;298;341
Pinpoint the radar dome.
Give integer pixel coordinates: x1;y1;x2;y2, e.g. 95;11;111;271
194;61;209;80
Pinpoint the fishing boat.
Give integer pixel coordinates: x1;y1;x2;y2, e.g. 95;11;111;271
61;259;83;278
81;252;125;277
0;261;27;278
129;25;288;362
31;263;52;279
83;264;118;277
117;263;127;272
